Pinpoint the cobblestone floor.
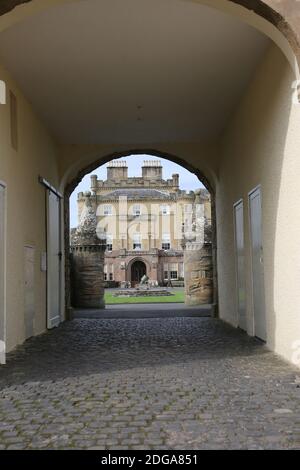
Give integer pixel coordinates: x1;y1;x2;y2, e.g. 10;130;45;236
0;317;299;450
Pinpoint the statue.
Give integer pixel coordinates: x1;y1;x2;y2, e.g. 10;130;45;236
140;274;149;285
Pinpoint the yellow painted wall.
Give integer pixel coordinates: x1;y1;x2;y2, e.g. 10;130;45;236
0;63;59;351
218;43;300;365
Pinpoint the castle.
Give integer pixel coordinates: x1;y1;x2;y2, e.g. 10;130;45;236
76;160;211;287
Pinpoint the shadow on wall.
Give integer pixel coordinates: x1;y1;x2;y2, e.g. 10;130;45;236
217;44;295;360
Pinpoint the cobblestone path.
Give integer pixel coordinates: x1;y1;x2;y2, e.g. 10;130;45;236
0;317;299;449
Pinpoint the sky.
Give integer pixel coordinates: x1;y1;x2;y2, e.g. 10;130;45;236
69;154;204;228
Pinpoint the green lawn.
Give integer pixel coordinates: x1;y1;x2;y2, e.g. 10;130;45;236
104;290;185;304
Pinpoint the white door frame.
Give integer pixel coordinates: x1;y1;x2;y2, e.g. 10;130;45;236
233;198;247;331
24;244;35;339
46;188;62;329
0;181;7;364
248;184;266;341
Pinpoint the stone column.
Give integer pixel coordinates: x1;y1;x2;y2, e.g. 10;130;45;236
184;242;213;306
183;189;213;305
70;244;106;308
70;194;106;309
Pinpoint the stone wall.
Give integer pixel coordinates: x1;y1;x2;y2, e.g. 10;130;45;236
70;245;105;309
184;243;213;306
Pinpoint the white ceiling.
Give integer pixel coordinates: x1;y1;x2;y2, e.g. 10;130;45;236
0;0;270;144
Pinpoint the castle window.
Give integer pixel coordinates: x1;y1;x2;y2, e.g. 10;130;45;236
103;204;112;216
106;234;113;251
162;233;171;250
169;263;178;280
133;233;141;250
179;262;184;278
160;205;170;215
163;263;169;280
104;264;114;280
132;204;141;216
110;265;114;280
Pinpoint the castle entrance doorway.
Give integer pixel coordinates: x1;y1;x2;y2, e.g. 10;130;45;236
131;260;146;287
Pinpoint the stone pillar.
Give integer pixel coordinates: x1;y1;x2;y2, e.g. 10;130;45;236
70;194;106;309
70;244;106;308
184;242;213;305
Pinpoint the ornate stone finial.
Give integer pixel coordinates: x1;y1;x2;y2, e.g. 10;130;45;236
71;196;105;247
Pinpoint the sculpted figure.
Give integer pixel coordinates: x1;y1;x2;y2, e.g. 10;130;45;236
140;274;149;285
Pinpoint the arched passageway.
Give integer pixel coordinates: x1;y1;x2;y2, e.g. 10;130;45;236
0;0;300;452
0;0;298;371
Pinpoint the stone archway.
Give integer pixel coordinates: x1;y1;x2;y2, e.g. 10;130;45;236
0;0;298;364
0;1;299;73
130;260;147;287
63;149;218;317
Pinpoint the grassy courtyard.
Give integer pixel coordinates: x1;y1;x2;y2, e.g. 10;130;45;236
104;289;185;304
